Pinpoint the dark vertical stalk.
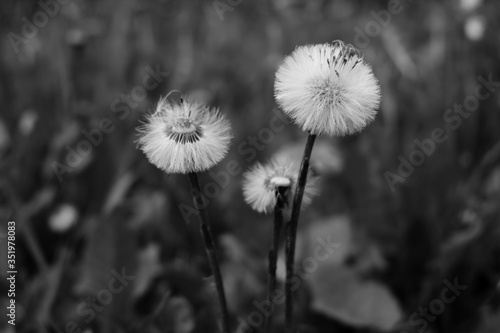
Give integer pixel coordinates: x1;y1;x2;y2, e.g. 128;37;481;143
285;133;317;332
188;172;230;333
264;186;287;333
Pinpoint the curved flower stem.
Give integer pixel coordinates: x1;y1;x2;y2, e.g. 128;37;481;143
188;172;230;333
285;133;317;332
264;186;288;333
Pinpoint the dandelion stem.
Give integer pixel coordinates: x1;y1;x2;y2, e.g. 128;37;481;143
188;172;230;333
265;186;287;333
285;133;317;332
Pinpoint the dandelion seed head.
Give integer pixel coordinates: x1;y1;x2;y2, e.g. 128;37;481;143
275;41;381;136
243;158;319;214
137;97;232;174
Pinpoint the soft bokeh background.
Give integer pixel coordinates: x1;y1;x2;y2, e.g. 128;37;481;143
1;0;500;332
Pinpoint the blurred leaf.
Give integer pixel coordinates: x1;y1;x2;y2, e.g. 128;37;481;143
103;171;136;214
310;265;403;331
132;243;162;298
276;139;344;176
299;216;400;330
296;215;352;267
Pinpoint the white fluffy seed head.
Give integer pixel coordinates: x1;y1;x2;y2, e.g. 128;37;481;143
137;97;232;174
242;158;319;214
274;41;381;136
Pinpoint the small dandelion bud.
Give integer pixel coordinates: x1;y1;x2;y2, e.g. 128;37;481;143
274;41;381;136
242;159;319;214
270;176;291;188
137;97;232;174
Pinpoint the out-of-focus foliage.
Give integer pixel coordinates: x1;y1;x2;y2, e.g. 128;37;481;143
1;0;500;332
